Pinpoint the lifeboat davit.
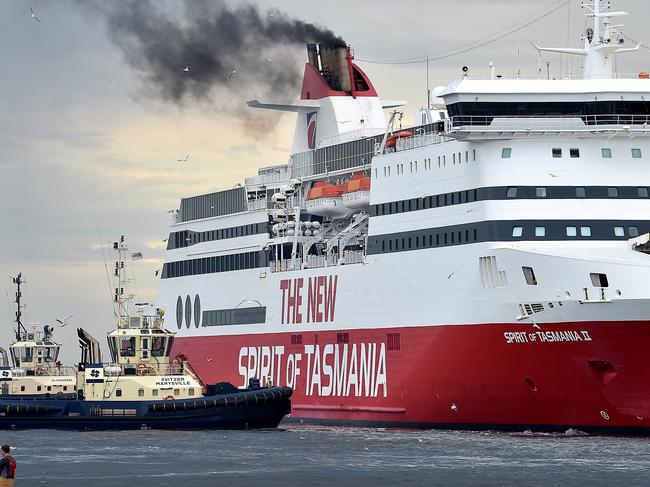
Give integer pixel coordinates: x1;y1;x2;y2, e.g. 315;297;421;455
305;182;349;219
341;174;371;209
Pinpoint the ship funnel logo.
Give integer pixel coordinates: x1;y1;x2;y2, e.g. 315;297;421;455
90;369;100;378
306;111;317;149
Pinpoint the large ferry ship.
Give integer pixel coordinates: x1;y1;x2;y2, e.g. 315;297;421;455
157;1;650;432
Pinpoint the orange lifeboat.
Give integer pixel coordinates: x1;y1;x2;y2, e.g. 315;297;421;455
341;174;371;209
385;130;414;148
305;182;349;219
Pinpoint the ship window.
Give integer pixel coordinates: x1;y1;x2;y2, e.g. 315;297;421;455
576;187;586;198
189;388;195;396
138;389;144;397
63;386;68;391
116;389;122;397
443;155;446;166
580;226;592;237
437;156;441;167
535;227;546;237
570;148;580;158
501;148;512;159
152;337;167;357
566;226;577;237
119;337;136;357
590;273;609;287
522;266;537;285
601;148;612;158
381;241;385;252
465;151;469;162
552;148;562;158
473;149;476;161
37;386;42;392
629;226;639;237
152;389;158;397
47;386;51;392
453;153;456;164
638;187;649;197
536;187;547;198
608;187;618;197
614;226;625;237
174;389;180;396
20;386;25;392
632;148;642;158
512;226;523;237
506;187;517;198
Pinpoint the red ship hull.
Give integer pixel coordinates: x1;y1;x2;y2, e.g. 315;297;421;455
173;321;650;433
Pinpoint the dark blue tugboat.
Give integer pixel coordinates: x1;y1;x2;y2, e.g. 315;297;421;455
0;240;292;430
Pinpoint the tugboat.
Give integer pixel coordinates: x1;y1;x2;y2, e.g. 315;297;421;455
0;238;292;430
0;274;77;398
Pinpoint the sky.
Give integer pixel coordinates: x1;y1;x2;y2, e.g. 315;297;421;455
1;0;649;363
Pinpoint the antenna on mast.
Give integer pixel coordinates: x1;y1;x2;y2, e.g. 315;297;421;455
11;274;27;341
531;0;639;79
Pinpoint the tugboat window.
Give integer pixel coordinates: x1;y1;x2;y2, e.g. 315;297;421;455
608;187;618;197
638;187;649;197
512;226;523;237
576;187;586;198
120;337;136;357
614;226;625;237
629;226;639;237
506;187;517;198
116;389;122;397
536;187;547;197
535;227;546;237
138;389;145;397
152;337;166;357
580;226;592;237
566;226;577;237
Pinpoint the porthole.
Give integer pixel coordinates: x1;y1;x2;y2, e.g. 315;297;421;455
194;295;201;328
184;295;192;329
176;296;183;330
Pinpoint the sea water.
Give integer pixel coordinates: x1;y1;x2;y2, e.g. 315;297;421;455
7;425;650;486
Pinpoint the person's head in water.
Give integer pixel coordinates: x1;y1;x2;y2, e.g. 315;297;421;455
1;446;9;455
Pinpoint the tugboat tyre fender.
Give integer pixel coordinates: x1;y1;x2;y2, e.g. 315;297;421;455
136;363;148;375
36;367;45;376
164;395;174;401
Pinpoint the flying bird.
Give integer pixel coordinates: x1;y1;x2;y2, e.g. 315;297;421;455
30;7;41;22
228;68;238;80
265;57;273;63
154;269;160;277
177;153;190;163
447;270;458;280
532;323;541;330
182;64;190;72
56;315;73;327
547;172;558;178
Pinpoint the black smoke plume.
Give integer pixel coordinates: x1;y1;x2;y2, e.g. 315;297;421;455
83;0;346;110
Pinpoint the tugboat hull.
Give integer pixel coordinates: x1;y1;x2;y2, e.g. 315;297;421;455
0;386;292;430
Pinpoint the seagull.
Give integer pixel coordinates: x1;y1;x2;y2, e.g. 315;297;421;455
183;64;190;72
30;7;41;22
177;153;190;163
451;403;458;412
228;68;238;80
265;57;273;63
56;315;73;327
109;79;117;86
532;323;541;330
205;357;214;362
447;270;458;280
154;269;160;277
547;172;558;178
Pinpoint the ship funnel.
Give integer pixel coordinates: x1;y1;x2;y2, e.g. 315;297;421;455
307;43;353;93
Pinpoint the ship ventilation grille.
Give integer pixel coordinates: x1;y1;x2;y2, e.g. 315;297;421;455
520;303;545;317
387;332;401;351
479;256;507;288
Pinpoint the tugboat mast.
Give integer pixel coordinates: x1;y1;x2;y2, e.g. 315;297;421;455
113;236;130;329
11;274;27;341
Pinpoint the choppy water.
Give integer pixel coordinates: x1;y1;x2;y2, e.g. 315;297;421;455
7;425;650;486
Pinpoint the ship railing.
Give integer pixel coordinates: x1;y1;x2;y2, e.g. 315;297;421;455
12;365;77;377
340;249;365;265
393;132;448;152
247;197;272;211
245;165;291;186
446;114;650;137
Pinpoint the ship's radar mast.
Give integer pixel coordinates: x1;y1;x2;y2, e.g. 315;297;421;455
113;236;131;329
11;273;27;341
533;0;639;79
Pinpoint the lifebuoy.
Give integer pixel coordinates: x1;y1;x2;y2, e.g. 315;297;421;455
36;368;45;376
164;395;175;401
136;363;149;375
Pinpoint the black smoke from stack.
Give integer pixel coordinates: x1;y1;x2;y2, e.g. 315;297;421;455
81;0;346;112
